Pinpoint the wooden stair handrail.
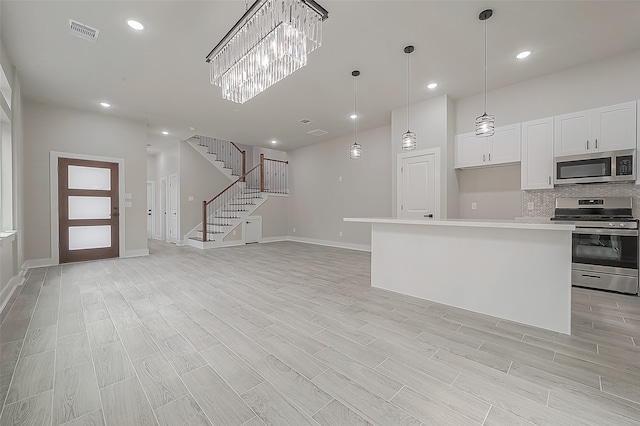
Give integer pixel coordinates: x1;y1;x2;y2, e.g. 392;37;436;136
205;163;260;205
264;158;289;164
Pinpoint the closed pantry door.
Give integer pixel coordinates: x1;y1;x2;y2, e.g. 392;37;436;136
399;152;437;219
58;158;119;263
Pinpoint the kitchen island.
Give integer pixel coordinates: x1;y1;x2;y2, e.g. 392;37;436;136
345;218;575;334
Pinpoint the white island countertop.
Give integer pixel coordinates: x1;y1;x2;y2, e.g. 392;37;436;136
344;217;574;231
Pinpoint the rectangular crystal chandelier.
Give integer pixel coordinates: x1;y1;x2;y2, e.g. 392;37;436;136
206;0;329;104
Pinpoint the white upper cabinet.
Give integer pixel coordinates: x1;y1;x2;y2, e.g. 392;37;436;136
554;101;637;157
521;117;554;190
455;124;521;169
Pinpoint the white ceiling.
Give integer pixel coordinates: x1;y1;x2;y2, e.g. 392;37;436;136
2;1;640;153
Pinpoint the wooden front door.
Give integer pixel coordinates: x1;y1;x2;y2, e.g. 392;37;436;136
58;158;119;263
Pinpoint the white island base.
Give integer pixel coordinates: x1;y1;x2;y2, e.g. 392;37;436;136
345;218;574;334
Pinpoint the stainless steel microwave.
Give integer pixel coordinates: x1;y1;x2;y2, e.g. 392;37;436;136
554;149;636;185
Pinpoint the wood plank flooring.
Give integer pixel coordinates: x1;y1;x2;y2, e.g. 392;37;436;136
1;240;640;425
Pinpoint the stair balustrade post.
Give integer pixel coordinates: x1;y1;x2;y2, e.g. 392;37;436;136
260;154;265;192
202;201;207;242
242;151;246;181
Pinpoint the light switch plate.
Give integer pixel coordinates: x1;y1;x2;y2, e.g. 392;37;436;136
471;203;477;210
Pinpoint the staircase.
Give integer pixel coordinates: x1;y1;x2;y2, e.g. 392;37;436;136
185;140;289;249
187;136;245;181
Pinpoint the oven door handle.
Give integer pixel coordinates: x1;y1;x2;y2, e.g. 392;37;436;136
575;228;638;237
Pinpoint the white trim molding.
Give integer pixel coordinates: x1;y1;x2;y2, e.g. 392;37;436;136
22;258;56;269
0;274;25;315
286;236;371;252
122;249;150;258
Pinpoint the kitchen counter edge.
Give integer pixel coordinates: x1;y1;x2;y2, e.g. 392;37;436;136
343;217;575;231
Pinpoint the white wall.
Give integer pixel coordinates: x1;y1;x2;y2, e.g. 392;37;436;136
454;48;640;219
252;196;288;239
458;165;522;220
391;95;459;219
288;125;392;249
0;30;25;312
23;100;148;261
178;141;232;241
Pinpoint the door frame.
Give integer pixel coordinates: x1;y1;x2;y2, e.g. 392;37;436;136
50;151;125;265
242;216;262;244
159;177;167;241
396;147;441;220
167;173;179;244
146;180;155;239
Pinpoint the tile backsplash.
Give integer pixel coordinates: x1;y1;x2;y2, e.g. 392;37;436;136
522;183;640;218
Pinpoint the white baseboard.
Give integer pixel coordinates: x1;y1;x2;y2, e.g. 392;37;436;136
285;236;371;252
122;249;149;258
260;236;289;243
22;258;56;269
0;274;25;315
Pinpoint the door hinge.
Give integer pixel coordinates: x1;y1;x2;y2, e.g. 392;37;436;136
401;204;403;210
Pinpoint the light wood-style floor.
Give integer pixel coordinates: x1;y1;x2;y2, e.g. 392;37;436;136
1;240;640;426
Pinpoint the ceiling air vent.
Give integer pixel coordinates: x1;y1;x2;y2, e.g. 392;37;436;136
308;129;328;136
68;19;100;42
299;119;312;124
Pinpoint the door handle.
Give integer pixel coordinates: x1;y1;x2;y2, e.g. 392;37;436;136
424;214;433;218
582;274;601;279
595;139;598;149
586;140;589;150
488;153;491;161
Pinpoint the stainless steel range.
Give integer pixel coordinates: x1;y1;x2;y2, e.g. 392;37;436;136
552;197;639;295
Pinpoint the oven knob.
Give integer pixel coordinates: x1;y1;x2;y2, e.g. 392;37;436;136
620;223;625;227
609;223;614;227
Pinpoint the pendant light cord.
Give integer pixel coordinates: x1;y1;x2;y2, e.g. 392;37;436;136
406;51;411;131
353;74;357;143
483;17;487;115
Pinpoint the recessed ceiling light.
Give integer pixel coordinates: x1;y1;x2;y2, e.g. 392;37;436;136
350;114;358;119
271;140;277;144
127;20;144;31
99;102;111;108
427;82;438;89
516;50;531;59
162;131;169;135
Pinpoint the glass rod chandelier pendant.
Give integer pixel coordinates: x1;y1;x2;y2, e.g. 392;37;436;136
205;0;329;104
349;70;361;160
475;9;495;137
402;45;417;151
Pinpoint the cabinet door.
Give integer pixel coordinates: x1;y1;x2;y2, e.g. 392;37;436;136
521;118;554;190
455;133;487;168
592;101;637;151
554;111;591;156
489;124;521;165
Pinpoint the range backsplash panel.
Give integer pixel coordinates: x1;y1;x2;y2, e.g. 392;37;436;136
522;183;639;218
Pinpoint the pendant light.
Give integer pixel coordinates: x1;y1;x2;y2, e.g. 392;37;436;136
475;9;494;137
401;46;416;151
349;70;362;160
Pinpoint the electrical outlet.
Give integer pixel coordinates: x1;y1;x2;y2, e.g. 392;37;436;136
339;231;343;237
188;196;194;202
527;202;534;211
338;176;342;182
293;227;296;233
471;202;477;210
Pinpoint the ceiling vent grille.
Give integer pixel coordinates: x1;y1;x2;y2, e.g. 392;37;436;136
69;19;100;42
308;129;328;136
299;119;312;124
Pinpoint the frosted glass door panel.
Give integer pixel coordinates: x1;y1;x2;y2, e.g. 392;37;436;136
69;226;111;250
68;196;111;219
68;165;111;190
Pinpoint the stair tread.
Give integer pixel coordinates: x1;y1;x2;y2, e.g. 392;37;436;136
197;230;224;234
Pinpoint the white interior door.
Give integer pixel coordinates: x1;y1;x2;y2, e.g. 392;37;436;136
159;177;167;241
168;174;178;243
398;149;440;219
146;181;155;239
243;217;261;244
